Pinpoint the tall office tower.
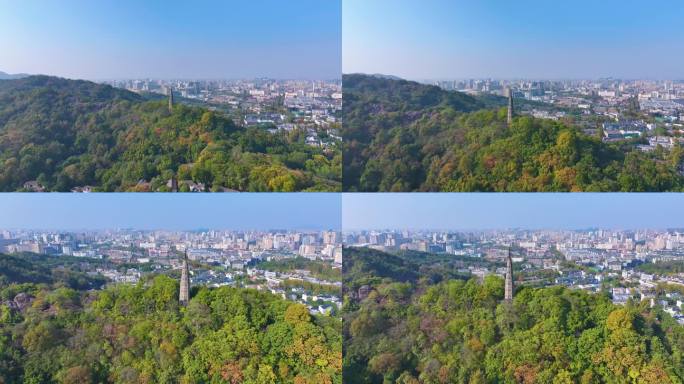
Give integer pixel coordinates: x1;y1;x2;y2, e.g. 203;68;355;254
504;248;514;302
179;250;190;306
506;87;514;126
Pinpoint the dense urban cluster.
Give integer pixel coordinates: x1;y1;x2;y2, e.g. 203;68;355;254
0;229;342;315
434;78;684;149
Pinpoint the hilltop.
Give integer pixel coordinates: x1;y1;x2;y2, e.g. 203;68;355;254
343;246;420;288
342;74;684;192
0;76;341;191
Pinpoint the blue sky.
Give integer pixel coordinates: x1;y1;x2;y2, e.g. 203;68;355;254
3;193;681;231
343;193;684;230
343;0;684;80
0;0;341;79
0;194;341;231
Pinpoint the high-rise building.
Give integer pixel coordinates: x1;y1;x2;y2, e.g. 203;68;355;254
179;250;190;306
323;231;338;245
504;248;514;302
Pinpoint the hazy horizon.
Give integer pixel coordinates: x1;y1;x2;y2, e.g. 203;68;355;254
343;0;684;80
0;228;333;233
343;193;684;231
343;227;684;232
0;69;343;82
345;72;684;83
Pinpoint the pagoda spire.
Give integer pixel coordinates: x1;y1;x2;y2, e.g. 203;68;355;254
504;248;514;302
168;86;174;112
179;250;190;306
506;87;514;126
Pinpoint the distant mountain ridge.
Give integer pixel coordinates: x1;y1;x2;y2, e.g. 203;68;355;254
366;73;405;81
0;71;30;80
0;75;143;106
343;73;488;113
343;246;419;286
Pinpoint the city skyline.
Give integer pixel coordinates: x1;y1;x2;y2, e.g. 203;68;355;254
0;194;342;231
0;0;341;80
343;0;684;80
342;193;684;230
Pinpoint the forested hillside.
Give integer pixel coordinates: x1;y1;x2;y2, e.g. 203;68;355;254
343;247;684;383
343;246;420;286
257;257;341;281
0;252;106;290
342;74;684;192
0;253;341;383
0;76;341;191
